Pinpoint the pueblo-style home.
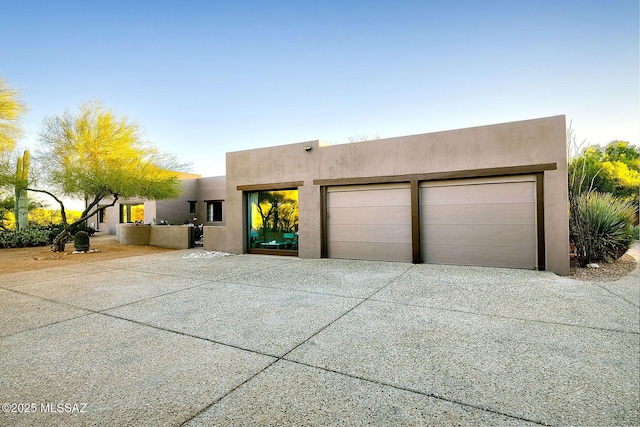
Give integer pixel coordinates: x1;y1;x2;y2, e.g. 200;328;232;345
102;115;569;275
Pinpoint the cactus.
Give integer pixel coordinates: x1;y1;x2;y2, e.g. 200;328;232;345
73;231;90;252
14;150;30;231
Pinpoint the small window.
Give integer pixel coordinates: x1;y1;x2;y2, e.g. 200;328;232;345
98;207;107;223
189;201;197;214
206;201;223;222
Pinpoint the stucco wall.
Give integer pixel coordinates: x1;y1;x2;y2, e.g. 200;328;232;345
117;224;151;245
149;225;193;249
104;198;146;235
154;179;199;225
224;116;570;275
117;224;194;249
203;226;227;251
197;176;227;226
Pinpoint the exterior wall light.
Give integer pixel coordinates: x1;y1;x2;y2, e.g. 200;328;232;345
303;146;312;152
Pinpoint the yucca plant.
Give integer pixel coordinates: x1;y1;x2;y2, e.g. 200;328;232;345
570;192;639;266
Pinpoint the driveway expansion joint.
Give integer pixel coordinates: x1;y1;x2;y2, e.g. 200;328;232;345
2;256;637;426
368;297;640;335
279;359;552;426
594;281;640;308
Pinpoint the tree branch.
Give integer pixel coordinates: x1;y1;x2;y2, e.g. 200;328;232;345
26;187;68;226
71;194;119;229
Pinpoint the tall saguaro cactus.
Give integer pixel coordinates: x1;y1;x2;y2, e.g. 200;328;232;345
14;150;29;231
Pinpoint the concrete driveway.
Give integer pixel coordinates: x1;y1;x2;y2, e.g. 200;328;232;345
1;246;638;426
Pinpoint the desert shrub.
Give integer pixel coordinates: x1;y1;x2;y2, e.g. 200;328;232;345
0;227;50;248
570;192;639;266
0;224;70;248
46;224;66;242
74;223;96;236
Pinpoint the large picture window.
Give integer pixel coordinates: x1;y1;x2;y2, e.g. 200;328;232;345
120;203;144;223
248;189;298;253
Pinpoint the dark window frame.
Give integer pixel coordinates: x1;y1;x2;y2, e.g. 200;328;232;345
206;200;223;222
245;187;300;257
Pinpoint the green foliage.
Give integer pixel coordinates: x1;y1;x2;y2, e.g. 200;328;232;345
569;192;639;267
569;141;640;205
41;223;66;242
0;223;68;247
0;226;50;248
33;101;187;251
568;129;639;266
74;223;96;235
0;196;14;211
0;77;26;156
0;195;12;229
39;101;183;202
0;79;26;187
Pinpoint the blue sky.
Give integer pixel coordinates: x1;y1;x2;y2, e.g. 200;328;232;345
1;0;638;180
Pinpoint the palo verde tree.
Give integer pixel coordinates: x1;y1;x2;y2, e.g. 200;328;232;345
0;78;26;185
31;101;184;251
569;140;639;205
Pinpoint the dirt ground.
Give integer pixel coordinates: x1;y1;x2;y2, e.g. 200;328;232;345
0;233;176;274
569;253;637;282
1;233;637;280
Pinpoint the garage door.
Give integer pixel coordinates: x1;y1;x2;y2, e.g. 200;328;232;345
327;184;412;262
420;176;537;269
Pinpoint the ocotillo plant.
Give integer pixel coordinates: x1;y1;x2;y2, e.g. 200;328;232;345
14;150;29;231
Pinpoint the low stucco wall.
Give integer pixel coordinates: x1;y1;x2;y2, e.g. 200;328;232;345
150;225;193;249
117;224;194;249
117;224;151;245
203;226;228;252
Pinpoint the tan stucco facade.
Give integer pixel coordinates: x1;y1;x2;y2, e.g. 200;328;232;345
221;115;570;275
102;175;226;234
103;115;569;275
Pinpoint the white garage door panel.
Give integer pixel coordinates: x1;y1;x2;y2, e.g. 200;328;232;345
329;241;411;262
424;224;535;246
328;224;412;243
420;177;536;269
328;206;409;225
328;187;410;207
424;244;537;269
424;181;535;205
327;185;412;262
422;203;535;225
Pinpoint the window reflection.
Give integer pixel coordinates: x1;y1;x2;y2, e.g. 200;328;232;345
248;190;298;251
120;203;144;223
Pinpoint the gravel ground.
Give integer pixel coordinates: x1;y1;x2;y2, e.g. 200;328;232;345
568;253;637;281
181;251;234;260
